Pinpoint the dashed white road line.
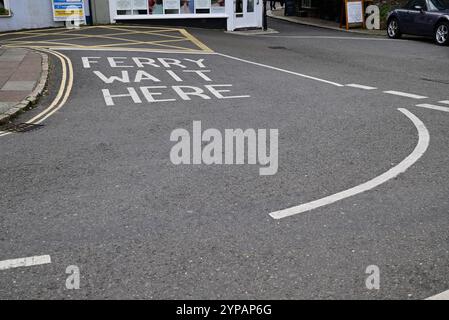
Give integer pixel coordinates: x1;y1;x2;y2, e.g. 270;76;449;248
438;100;449;105
269;108;429;219
0;255;51;271
426;289;449;300
384;91;428;100
346;84;377;90
416;103;449;113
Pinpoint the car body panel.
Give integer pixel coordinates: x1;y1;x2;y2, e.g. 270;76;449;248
388;0;449;38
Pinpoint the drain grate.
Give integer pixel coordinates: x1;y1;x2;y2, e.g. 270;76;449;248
2;122;44;133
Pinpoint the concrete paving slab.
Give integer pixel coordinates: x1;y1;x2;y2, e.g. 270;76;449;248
1;81;36;91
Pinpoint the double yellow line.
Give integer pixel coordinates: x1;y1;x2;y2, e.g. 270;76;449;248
26;49;73;124
0;49;73;137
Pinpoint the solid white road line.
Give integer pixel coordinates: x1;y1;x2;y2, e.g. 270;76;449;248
346;84;378;90
416;103;449;113
0;255;51;271
217;53;344;87
261;35;396;41
269;108;429;219
426;289;449;300
438;100;449;105
384;91;428;100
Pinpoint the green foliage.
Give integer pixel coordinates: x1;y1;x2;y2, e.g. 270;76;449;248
372;0;407;28
0;8;10;16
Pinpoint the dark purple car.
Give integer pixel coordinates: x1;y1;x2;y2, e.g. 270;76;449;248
387;0;449;45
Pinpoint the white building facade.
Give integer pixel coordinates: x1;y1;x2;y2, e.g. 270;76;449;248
0;0;262;32
0;0;63;31
108;0;263;31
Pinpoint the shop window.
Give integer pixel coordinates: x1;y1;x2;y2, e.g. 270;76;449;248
0;0;11;17
235;0;243;16
302;0;312;8
116;0;148;15
247;0;254;12
115;0;225;15
211;0;225;13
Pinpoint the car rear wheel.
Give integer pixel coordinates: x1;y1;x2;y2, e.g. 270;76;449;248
435;22;449;46
387;18;401;39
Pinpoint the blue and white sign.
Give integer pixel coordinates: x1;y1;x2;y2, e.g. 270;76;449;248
52;0;86;22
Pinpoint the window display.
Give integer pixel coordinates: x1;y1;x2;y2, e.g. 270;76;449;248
211;0;225;13
115;0;225;15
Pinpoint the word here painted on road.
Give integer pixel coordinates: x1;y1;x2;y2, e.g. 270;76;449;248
81;57;251;106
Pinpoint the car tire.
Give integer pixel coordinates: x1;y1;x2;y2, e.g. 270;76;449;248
387;18;402;39
435;21;449;46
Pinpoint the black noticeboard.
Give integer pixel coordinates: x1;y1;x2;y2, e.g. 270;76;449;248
284;0;296;16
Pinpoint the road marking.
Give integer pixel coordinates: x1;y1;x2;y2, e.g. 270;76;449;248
217;53;344;87
179;28;214;53
0;49;72;138
0;26;212;53
416;103;449;113
384;91;428;100
52;47;215;54
30;50;74;124
269;108;429;219
0;255;51;271
438;100;449;105
426;289;449;300
261;35;397;41
346;84;377;90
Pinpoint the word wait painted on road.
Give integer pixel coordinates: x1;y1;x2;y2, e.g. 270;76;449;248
81;56;251;106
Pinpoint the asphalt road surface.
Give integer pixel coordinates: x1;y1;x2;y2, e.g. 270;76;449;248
1;18;449;299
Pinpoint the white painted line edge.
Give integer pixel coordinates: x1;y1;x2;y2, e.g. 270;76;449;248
346;84;378;90
269;108;429;219
260;35;401;41
384;91;428;100
416;103;449;113
217;53;344;87
0;255;51;271
426;289;449;300
438;100;449;105
54;47;216;54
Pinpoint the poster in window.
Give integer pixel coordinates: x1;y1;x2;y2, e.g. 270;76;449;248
149;0;164;14
195;0;211;9
164;0;180;10
116;0;133;10
211;0;225;13
180;0;193;13
133;0;148;9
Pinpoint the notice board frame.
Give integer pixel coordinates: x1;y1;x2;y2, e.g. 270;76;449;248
340;0;365;30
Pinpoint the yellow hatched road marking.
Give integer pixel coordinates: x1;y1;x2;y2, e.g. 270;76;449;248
0;25;213;53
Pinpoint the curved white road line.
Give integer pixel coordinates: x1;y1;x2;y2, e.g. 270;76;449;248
270;108;430;219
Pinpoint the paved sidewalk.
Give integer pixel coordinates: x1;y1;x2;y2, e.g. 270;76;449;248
0;47;48;125
268;9;386;37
